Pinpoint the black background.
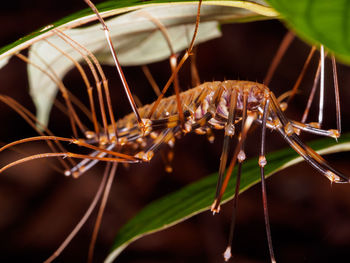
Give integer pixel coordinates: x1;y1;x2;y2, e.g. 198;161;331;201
1;1;350;263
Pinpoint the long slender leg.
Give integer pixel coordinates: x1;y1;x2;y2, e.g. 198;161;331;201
287;46;316;104
43;38;101;137
147;0;203;119
141;65;161;97
190;46;201;87
259;99;276;263
318;45;325;127
139;11;186;129
16;53;86;138
301;57;321;123
84;0;144;131
43;162;111;263
223;90;248;261
331;55;341;134
54;29;118;141
269;94;348;183
264;31;295;85
211;113;256;213
88;162;118;263
0;95;75;171
55;29;110;141
214;88;238;201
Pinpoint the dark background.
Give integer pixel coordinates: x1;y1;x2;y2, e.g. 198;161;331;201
1;1;350;263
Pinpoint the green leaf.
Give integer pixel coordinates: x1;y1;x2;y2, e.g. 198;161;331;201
106;133;350;262
0;0;277;129
266;0;350;64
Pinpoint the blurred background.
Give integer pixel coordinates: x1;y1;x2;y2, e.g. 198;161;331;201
1;1;350;262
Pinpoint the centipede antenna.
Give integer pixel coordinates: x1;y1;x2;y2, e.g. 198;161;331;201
287;46;316;104
16;53;86;138
141;65;161;97
88;162;118;263
264;31;294;85
215;89;238;202
0;135;138;162
148;0;203;119
68;143;116;177
318;45;325;127
43;38;101;136
331;56;341;134
44;162;111;263
260;99;276;263
84;0;144;132
224;91;248;261
0;151;138;174
301;57;321;123
0;95;74;171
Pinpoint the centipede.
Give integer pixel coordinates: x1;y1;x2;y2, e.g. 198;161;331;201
1;1;350;262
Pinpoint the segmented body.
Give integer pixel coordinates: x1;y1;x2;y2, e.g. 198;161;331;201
115;80;266;142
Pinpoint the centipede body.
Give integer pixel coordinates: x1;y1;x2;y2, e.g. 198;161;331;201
1;2;350;262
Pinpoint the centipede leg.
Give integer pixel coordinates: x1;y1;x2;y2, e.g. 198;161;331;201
211;113;256;213
287;46;316;104
142;10;186;130
43;161;112;263
264;31;294;85
147;0;203;119
190;46;201;87
260;99;276;263
45;37;101;138
301;57;321;123
88;161;118;263
214;89;238;204
16;53;86;138
318;45;325;127
331;55;341;134
223;90;248;261
84;0;145;132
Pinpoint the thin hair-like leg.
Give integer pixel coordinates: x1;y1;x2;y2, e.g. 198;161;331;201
264;31;294;85
140;11;185;130
88;162;118;263
301;58;321;124
147;0;203;119
211;113;256;213
223;91;248;262
43;162;112;263
84;0;144;130
214;88;238;203
287;46;316;104
331;55;341;134
318;45;325;127
259;99;276;263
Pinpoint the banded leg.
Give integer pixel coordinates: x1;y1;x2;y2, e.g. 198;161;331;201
259;99;276;263
214;88;238;203
223;89;248;261
269;94;348;183
211;113;256;213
